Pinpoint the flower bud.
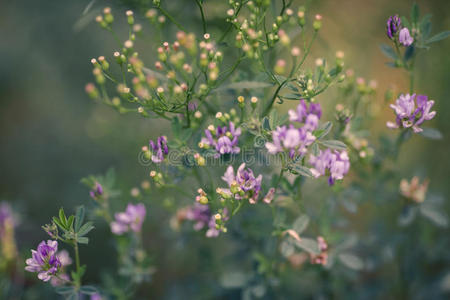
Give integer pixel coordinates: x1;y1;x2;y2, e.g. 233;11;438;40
313;14;322;31
126;10;134;25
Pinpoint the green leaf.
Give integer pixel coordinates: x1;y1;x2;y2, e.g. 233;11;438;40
419;127;443;140
311;143;320;156
420;14;432;39
427;31;450;44
274;75;287;83
293;165;313;178
75;206;85;232
53;217;66;231
292;215;310;234
215;81;273;91
280;240;295;258
294;237;320;255
67;215;75;230
269;109;278;129
420;205;448;227
80;286;99;295
410;3;419;25
59;208;68;227
55;286;75;295
77;237;89;244
262;116;271;131
379;44;397;60
338;253;364;270
77;222;95;236
315;122;333;139
319;140;347;150
281;93;302;100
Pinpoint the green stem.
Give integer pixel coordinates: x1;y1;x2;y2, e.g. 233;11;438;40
195;0;207;34
157;6;185;31
73;242;81;288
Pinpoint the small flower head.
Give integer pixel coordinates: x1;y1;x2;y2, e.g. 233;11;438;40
399;27;413;46
386;15;401;39
110;203;146;235
309;149;350;185
149;136;169;163
386;94;436;133
200;122;241;157
310;236;328;265
25;240;61;281
221;163;262;204
400;177;429;203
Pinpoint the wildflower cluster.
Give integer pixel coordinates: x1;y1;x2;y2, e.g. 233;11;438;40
17;2;450;299
386;93;436;132
110;203;146;235
265;100;320;157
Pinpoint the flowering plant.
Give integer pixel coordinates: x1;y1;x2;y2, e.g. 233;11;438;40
0;1;448;299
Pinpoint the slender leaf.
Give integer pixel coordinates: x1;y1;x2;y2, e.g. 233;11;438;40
262;116;271;131
419;127;443;140
292;215;310;234
319;140;347;150
59;208;67;227
315;121;333;139
55;286;75;295
77;222;95;236
77;237;89;244
380;44;397;60
67;215;75;230
420;205;449;227
53;217;65;231
427;31;450;44
338;253;364;270
80;286;99;295
293;165;313;178
75;206;85;232
294;237;321;255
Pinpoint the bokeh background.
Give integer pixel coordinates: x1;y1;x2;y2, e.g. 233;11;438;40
1;0;449;298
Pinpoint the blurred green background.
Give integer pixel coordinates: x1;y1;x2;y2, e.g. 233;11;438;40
0;0;449;298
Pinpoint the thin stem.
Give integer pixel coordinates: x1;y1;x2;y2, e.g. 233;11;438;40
195;0;207;34
263;32;317;116
157;6;185;31
74;242;81;287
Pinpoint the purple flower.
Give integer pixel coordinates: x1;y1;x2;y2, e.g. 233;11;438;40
200;122;241;157
91;294;103;300
399;28;413;46
265;125;316;158
263;188;276;204
221;163;262;203
186;203;211;231
185;204;228;238
266;100;320;158
25;240;61;282
89;182;103;199
149;136;169;163
309;149;350;185
387;93;436;133
288;100;322;124
110;203;146;235
386;15;401;39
